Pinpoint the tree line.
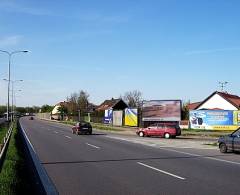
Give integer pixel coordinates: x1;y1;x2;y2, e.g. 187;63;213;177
0;90;189;120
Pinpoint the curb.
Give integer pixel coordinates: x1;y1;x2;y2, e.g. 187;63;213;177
18;120;59;195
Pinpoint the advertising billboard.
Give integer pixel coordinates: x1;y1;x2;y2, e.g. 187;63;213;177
233;111;240;125
113;111;123;126
142;100;181;122
125;108;138;126
104;109;112;124
189;110;238;130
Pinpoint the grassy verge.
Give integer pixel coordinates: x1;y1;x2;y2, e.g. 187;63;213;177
0;124;8;145
60;121;124;132
91;123;124;132
53;119;232;137
0;123;35;194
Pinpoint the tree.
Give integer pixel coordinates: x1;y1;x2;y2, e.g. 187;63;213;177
181;101;190;120
67;93;78;115
57;105;68;120
0;105;7;115
122;90;143;108
40;105;54;113
78;90;89;113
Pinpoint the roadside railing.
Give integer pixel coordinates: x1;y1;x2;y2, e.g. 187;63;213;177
0;123;13;170
18;120;59;195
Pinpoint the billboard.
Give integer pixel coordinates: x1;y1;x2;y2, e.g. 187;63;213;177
125;108;138;126
233;111;240;125
113;111;123;126
142;100;181;121
189;110;238;130
104;109;112;124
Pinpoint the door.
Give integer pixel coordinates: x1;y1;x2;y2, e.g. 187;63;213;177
232;129;240;151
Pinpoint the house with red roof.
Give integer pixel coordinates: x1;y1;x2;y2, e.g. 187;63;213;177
188;91;240;130
188;91;240;111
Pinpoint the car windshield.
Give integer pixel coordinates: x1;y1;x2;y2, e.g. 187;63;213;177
232;129;240;137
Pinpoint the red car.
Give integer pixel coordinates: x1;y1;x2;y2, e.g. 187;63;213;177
136;123;181;138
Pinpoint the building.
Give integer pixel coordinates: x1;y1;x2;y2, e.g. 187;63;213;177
96;98;128;126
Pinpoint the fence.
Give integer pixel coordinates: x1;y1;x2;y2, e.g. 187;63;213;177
0;122;13;170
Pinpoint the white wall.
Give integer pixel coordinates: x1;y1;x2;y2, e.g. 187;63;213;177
52;105;60;115
198;94;237;110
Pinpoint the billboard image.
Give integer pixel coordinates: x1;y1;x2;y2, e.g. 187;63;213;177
142;100;181;121
125;108;138;126
104;109;113;124
233;111;240;125
113;111;123;126
190;110;238;130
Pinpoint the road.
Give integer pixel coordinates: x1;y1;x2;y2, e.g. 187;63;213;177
20;117;240;195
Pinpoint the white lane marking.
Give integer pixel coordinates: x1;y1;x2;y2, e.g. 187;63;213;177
106;136;240;166
137;162;186;180
86;143;100;149
54;131;59;134
159;148;240;166
65;135;72;139
206;157;240;166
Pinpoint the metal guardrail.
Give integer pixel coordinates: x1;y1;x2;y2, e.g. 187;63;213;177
18;121;59;195
0;123;13;169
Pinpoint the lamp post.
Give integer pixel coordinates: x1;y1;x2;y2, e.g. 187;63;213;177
3;79;23;121
0;50;28;121
13;89;22;120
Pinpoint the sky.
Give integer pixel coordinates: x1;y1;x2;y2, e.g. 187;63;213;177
0;0;240;107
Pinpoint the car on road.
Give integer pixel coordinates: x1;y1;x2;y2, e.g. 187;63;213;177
136;123;181;138
72;122;92;135
218;128;240;153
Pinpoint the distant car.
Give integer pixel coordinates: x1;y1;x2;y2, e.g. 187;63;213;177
136;123;181;138
72;122;92;135
29;116;34;120
218;128;240;153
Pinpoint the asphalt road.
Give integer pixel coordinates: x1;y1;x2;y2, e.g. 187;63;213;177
20;117;240;195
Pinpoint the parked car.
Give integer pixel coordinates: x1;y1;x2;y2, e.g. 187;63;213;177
72;122;92;135
218;128;240;153
136;123;181;138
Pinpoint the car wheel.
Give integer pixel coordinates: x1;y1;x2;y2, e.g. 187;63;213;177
219;143;227;153
139;131;144;137
89;131;92;135
164;133;170;139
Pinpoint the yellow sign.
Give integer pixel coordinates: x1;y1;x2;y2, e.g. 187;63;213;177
211;125;238;131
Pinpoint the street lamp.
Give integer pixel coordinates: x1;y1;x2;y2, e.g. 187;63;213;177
13;89;22;120
3;79;23;121
0;50;28;121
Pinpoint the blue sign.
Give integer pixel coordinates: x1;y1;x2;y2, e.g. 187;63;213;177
104;109;113;124
190;110;233;126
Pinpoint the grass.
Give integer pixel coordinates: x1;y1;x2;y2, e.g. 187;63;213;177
60;120;124;132
0;123;35;194
55;119;233;137
0;124;8;145
91;123;124;131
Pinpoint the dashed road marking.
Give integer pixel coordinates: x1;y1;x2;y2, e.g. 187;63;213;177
137;162;186;180
65;135;72;139
86;143;100;149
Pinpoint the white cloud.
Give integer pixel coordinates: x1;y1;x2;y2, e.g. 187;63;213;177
0;35;22;47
